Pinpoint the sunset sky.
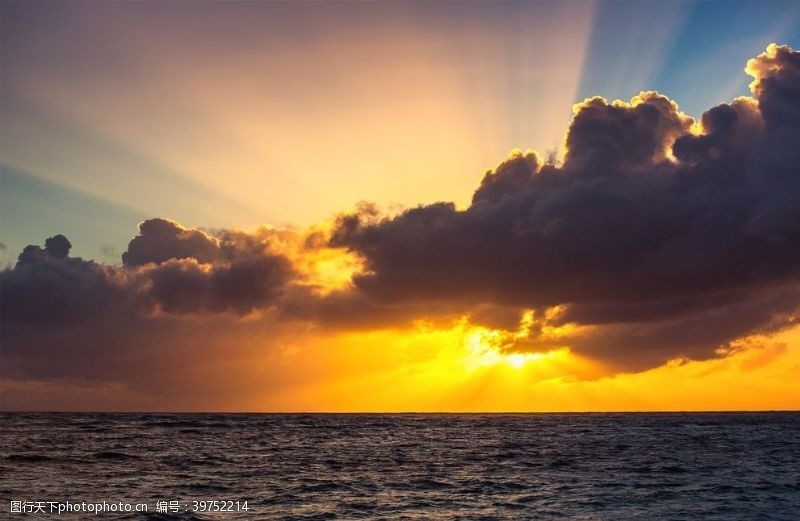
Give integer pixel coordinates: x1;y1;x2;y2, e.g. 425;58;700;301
2;0;800;411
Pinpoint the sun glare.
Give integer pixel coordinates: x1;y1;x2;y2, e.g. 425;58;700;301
463;325;564;371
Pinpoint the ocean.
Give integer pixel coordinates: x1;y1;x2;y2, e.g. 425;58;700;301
1;412;798;519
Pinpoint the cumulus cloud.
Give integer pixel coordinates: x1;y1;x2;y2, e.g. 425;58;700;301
2;44;800;389
2;234;127;326
133;221;297;314
1;219;298;323
122;218;220;266
746;43;800;129
330;44;800;367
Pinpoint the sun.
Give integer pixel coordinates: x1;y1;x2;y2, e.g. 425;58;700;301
459;308;578;371
463;327;557;370
506;353;533;369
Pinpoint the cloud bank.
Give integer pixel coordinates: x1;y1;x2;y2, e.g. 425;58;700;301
2;45;799;401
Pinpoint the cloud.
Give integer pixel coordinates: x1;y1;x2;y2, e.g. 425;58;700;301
1;219;298;323
330;44;800;367
2;44;799;400
131;221;298;314
745;43;800;129
122;218;220;266
2;236;126;326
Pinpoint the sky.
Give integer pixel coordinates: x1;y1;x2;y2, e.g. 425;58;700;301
1;0;800;412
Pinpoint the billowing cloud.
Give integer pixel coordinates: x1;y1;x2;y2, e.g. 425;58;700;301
2;241;125;326
330;44;800;367
122;218;221;267
2;45;800;404
136;222;297;314
1;218;298;323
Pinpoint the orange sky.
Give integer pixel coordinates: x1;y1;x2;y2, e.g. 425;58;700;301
3;311;799;412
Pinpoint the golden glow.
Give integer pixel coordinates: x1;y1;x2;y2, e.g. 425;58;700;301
4;320;800;412
464;327;568;371
462;310;574;372
291;240;365;294
258;323;800;412
228;222;366;294
303;249;363;293
258;318;602;412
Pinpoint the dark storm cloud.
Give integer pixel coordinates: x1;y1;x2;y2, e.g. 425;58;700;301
330;44;800;364
2;44;799;376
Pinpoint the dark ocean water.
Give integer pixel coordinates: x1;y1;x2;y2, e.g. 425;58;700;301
1;413;799;520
